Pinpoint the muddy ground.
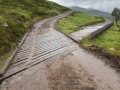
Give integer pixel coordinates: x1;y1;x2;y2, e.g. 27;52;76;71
1;50;120;90
0;54;97;90
84;45;120;72
46;55;96;90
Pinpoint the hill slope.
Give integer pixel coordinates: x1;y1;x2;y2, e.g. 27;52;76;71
69;6;112;20
0;0;69;53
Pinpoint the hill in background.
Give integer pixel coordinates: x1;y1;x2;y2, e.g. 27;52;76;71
69;6;112;20
0;0;69;53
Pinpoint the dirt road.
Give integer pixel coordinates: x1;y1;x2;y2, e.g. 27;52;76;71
0;11;120;90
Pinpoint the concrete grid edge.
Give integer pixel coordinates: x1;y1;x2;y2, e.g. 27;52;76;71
0;33;29;78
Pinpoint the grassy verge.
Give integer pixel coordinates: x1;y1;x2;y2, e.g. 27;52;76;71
0;49;14;71
57;12;105;34
81;23;120;66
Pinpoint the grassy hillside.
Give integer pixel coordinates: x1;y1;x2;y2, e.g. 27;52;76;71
69;6;112;20
58;12;104;34
0;0;69;54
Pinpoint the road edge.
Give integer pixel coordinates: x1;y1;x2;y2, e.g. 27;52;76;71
0;33;28;78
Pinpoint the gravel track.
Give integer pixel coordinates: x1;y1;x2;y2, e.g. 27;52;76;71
0;11;120;90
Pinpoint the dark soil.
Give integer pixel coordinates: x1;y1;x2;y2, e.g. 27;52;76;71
46;62;96;90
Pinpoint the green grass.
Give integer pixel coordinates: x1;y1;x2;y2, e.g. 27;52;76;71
0;49;13;70
81;23;120;57
58;12;104;34
0;16;6;23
